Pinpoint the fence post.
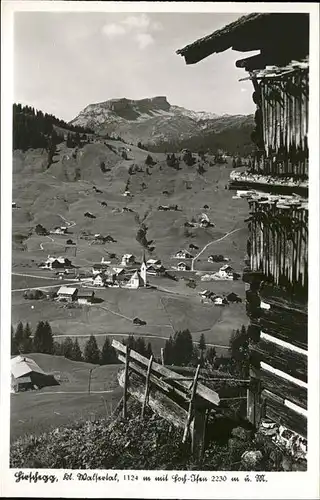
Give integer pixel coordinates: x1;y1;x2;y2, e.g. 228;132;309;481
160;348;165;366
182;364;200;444
123;345;130;419
141;355;153;420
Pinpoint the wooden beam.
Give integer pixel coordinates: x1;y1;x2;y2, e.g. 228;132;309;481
261;389;307;438
252;365;307;410
183;364;200;443
141;355;153;420
122;345;130;419
112;340;220;407
118;369;188;429
250;337;307;382
259;317;307;350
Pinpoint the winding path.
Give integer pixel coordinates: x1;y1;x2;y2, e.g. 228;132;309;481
191;227;243;271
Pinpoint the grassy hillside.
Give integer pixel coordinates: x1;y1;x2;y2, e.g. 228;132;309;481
12;139;249;359
10;353;122;441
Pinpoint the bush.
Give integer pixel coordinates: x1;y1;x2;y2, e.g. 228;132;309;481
23;289;45;300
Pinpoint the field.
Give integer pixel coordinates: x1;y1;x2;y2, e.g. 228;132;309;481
10;141;250;439
10;354;122;442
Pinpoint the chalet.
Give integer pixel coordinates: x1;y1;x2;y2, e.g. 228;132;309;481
147;258;161;266
92;260;109;275
57;286;78;302
199;290;213;299
174;249;193;259
45;256;72;269
11;356;59;392
212;296;224;306
12;202;17;209
177;262;190;271
77;289;95;304
92;273;107;287
121;254;135;266
146;264;165;276
177;12;309;443
52;226;68;235
218;264;234;278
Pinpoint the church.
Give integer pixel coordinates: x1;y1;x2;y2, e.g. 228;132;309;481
126;253;147;289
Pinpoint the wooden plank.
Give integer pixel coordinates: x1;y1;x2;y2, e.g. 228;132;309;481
117;354;189;404
183;364;200;443
259;317;307;350
250;337;308;382
261;389;307;438
112;340;220;407
118;369;188;429
141;355;153;420
253;365;307;410
122;345;130;419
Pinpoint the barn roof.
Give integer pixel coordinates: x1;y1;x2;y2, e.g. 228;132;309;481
176;13;309;65
11;355;46;379
57;286;77;295
77;289;95;297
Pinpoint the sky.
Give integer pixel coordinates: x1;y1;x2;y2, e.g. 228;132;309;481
14;11;257;122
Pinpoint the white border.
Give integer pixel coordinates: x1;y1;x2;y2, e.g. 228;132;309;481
1;2;319;499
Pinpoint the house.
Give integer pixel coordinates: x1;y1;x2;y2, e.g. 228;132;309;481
147;258;161;266
12;202;17;209
93;273;108;287
77;289;95;304
52;226;68;235
227;292;242;303
57;286;78;302
91;257;110;275
212;296;224;306
11;356;59;392
146;264;165;276
174;249;193;259
121;254;135;266
199;290;214;303
177;262;190;271
218;264;234;278
45;255;72;269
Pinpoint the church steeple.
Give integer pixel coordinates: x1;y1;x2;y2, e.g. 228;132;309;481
140;251;147;286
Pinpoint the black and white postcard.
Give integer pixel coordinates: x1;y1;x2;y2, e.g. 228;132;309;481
1;1;319;498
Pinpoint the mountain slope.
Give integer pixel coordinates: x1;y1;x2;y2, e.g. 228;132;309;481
70;97;254;154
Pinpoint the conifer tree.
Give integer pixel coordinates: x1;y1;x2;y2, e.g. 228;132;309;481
22;322;33;353
62;337;74;359
71;338;83;361
84;335;101;364
100;337;117;365
43;321;54;354
14;322;24;353
198;333;206;366
33;321;45;353
11;325;18;356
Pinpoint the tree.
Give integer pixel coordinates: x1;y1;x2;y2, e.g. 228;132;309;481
163;336;174;365
172;330;194;366
61;337;74;359
33;321;53;354
229;325;249;377
22;323;33;353
100;337;117;365
146;342;153;359
145;154;155;166
11;325;18;356
198;334;206;366
205;346;216;367
14;322;24;352
71;338;83;361
84;335;101;364
53;341;63;356
33;321;45;353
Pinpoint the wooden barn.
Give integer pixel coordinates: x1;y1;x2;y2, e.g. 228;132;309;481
177;13;309;442
11;356;59;392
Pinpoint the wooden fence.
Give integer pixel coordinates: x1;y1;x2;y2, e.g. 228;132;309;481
112;340;248;459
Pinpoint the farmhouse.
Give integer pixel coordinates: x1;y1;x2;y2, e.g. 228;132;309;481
227;292;242;303
44;255;72;269
177;262;190;271
177;12;309;443
121;254;135;266
57;286;78;302
12;202;17;208
199;290;214;303
147;258;161;266
218;264;234;279
92;273;107;287
146;264;165;276
11;356;59;392
52;226;68;235
174;249;193;259
77;289;95;304
92;258;110;275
